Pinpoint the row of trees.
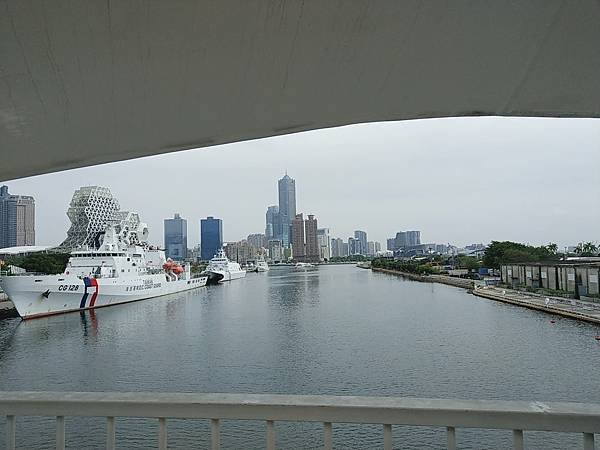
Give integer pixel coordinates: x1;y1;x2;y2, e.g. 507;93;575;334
482;241;599;268
482;241;557;268
573;242;598;257
371;258;439;275
329;255;367;263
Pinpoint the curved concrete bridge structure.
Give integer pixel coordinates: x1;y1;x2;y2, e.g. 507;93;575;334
2;0;600;181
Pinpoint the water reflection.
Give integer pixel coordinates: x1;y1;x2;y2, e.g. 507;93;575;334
0;266;599;449
79;309;98;338
268;267;320;309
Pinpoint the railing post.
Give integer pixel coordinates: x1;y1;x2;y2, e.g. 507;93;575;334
447;426;456;450
158;418;167;450
106;416;115;450
56;416;65;450
324;422;332;450
266;420;275;450
383;424;392;450
211;418;220;450
513;429;524;450
583;433;595;450
6;415;16;450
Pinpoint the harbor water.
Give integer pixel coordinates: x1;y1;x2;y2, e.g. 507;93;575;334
1;265;599;449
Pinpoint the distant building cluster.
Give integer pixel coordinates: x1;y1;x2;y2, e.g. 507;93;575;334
0;185;35;249
262;173;328;263
382;230;487;259
2;180;496;267
329;230;381;258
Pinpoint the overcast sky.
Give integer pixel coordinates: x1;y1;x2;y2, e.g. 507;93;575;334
4;117;600;249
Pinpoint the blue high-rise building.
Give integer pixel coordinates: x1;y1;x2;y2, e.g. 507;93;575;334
265;205;281;242
278;173;296;248
163;213;187;261
200;216;223;261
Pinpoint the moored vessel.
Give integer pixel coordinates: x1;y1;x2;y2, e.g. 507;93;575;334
202;249;246;284
294;262;317;270
0;224;208;319
256;255;270;272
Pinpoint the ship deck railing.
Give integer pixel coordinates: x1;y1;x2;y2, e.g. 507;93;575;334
1;392;599;450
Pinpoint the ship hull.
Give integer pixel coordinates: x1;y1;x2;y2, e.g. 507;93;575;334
204;269;246;283
0;273;208;319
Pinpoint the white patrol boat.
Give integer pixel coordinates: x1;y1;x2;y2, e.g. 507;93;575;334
0;224;208;319
256;255;270;272
202;248;246;284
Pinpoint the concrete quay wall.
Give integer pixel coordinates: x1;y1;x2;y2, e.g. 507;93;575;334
371;268;474;289
473;287;600;325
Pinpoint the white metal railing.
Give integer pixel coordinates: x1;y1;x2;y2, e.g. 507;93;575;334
1;392;599;450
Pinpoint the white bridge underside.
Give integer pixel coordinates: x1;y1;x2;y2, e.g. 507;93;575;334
2;0;600;181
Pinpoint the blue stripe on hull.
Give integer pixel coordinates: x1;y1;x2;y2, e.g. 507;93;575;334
80;277;91;308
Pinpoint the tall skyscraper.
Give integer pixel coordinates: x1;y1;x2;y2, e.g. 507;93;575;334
265;205;281;241
394;232;407;249
330;238;341;258
278;173;296;248
387;238;396;251
291;213;305;260
348;237;364;255
0;185;35;248
405;230;421;247
317;228;330;261
394;230;421;249
305;215;319;262
367;241;376;256
164;213;187;261
200;216;223;261
354;230;367;256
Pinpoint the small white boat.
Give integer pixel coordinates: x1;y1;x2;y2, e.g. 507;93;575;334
294;262;316;270
256;256;270;272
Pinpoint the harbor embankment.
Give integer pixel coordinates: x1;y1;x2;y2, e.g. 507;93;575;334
473;286;600;325
372;267;474;289
373;267;600;325
0;298;17;319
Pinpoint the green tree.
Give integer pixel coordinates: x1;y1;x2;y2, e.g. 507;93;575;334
483;241;555;268
546;243;558;254
456;255;481;270
576;242;598;256
5;253;70;275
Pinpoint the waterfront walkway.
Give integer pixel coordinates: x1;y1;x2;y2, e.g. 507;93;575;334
473;286;600;325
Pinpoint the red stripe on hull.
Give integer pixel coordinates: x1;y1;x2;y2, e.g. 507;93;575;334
89;278;99;307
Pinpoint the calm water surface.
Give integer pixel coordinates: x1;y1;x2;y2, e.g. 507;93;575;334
1;265;599;449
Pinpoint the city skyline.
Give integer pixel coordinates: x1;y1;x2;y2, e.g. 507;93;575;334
2;117;599;249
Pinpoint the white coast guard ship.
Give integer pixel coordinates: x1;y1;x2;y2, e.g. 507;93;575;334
0;224;208;319
202;249;246;284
